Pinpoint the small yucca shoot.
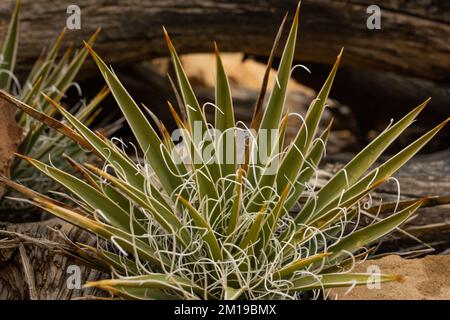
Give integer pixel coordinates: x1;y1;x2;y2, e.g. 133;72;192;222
1;3;448;299
0;0;110;209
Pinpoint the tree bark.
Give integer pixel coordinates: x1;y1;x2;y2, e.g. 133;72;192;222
0;219;107;299
0;0;448;82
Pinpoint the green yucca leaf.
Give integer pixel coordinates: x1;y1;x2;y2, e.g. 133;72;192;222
84;163;192;247
63;154;101;189
19;155;145;234
7;186;171;269
366;196;450;215
98;286;178;300
273;252;331;279
305;179;388;233
99;226;172;269
321;249;374;274
292;180;388;246
214;43;235;143
164;29;222;202
250;13;287;133
215;43;236;196
86;274;204;298
259;3;299;133
227;169;244;236
167;102;221;213
258;186;290;251
276;51;342;196
143;104;175;150
290;273;400;291
20;28;67;100
167;73;188;122
312;116;449;222
328;199;424;259
146;103;188;176
278;112;290;150
284;119;332;211
167;101;224;226
42;94;145;189
163;28;207;135
0;0;20;90
84;43;184;198
97;181;132;213
16;30;100;159
243;12;287;177
296;98;430;224
225;286;245;300
238;205;266;251
0;90;90;150
20;76;43;109
23;49;45;90
245;124;284;213
0;8;107;209
248;3;299;183
79;243;140;275
23;88;110;162
281;185;383;258
43;45;73;88
45;29;100;104
75;86;110;123
179;196;223;261
244;9;306;210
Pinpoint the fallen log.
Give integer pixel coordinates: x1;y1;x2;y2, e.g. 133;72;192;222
0;219;107;299
0;0;448;82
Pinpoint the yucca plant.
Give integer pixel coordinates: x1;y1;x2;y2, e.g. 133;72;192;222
0;0;111;210
0;3;448;299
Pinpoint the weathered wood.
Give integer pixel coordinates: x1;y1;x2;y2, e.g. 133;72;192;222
0;219;107;299
0;0;449;82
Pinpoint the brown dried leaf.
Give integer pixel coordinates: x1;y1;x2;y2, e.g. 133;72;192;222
0;99;22;198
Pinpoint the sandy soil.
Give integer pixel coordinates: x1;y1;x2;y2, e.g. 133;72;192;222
331;255;450;300
180;53;313;94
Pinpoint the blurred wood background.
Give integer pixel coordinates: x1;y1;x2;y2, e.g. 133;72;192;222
1;0;448;141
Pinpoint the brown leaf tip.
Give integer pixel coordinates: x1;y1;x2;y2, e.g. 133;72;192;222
214;41;220;57
162;26;174;50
